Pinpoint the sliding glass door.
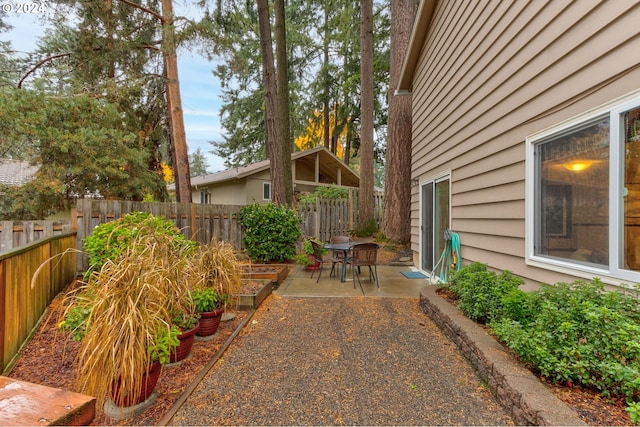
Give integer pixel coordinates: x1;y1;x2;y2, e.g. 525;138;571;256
421;176;450;272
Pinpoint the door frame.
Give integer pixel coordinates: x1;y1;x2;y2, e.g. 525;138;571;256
418;172;452;274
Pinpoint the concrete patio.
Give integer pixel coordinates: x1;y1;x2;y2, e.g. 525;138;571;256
275;264;429;298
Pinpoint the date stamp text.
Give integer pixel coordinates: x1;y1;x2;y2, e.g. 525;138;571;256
1;2;48;14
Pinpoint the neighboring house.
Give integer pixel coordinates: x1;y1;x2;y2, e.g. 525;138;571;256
398;0;640;289
0;158;38;188
173;147;360;205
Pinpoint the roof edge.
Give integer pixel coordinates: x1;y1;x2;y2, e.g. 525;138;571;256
397;0;438;93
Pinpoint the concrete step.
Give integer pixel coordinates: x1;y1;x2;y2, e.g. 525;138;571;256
0;376;95;426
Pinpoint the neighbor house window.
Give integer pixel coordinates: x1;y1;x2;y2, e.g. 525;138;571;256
529;93;640;283
200;192;211;204
263;182;271;200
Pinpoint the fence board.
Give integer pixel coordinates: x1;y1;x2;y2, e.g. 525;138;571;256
1;232;77;373
0;221;72;253
296;188;384;241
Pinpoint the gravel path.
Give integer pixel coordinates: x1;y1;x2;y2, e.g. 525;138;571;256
169;295;514;426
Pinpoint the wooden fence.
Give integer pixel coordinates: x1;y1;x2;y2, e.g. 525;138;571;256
75;199;244;272
0;221;73;253
297;189;385;241
1;232;77;373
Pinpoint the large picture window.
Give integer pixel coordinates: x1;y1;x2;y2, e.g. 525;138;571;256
535;117;610;267
529;94;640;282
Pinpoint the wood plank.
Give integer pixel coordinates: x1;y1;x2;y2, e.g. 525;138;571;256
0;376;95;426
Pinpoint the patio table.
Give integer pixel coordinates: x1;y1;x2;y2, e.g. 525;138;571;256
323;241;366;282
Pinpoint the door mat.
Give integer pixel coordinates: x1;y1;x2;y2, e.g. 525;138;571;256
401;271;428;279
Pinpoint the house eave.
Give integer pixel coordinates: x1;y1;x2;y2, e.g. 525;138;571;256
397;0;439;93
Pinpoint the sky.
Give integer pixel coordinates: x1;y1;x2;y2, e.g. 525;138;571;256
2;2;228;173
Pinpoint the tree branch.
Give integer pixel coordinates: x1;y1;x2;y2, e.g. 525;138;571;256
115;0;165;23
18;52;72;89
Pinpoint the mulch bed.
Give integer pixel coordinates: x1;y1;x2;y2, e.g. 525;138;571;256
6;282;250;426
435;287;632;426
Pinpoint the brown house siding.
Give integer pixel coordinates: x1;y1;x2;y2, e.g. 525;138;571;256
409;0;640;285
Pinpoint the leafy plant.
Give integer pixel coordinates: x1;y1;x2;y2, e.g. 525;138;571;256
191;287;223;313
627;401;640;426
62;231;194;409
83;211;195;273
297;184;349;204
354;219;379;238
239;202;302;263
448;262;524;324
488;278;640;416
293;238;324;266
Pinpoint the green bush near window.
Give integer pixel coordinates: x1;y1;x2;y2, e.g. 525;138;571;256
448;262;640;420
448;262;524;324
492;279;640;408
239;202;302;263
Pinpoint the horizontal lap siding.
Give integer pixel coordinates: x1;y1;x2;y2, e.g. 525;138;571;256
410;0;640;282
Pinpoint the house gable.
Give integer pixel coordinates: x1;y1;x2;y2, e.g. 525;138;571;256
182;147;359;205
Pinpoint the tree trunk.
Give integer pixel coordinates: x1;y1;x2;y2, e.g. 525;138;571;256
323;3;331;151
257;0;286;206
274;0;293;206
382;0;415;243
162;0;192;203
358;0;375;230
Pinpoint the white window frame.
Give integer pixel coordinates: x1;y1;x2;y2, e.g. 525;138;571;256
262;182;271;201
526;90;640;286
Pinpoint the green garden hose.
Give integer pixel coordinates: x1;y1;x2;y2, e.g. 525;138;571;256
429;230;461;285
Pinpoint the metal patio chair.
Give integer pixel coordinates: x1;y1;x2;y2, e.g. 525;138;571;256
310;240;342;283
347;242;380;289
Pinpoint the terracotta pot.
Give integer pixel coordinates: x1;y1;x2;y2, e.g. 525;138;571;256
305;260;321;271
112;361;162;407
169;321;199;363
196;307;225;337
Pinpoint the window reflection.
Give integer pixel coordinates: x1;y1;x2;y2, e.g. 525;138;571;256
536;118;610;267
624;107;640;270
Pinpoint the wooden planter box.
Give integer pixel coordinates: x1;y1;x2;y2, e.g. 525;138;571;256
235;278;273;309
240;264;290;289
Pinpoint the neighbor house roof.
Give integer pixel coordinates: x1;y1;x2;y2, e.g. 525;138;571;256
182;146;360;188
0;159;38;186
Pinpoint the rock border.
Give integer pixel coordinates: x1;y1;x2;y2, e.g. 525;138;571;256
419;285;586;426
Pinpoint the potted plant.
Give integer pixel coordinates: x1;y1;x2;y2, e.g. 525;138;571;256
185;239;242;334
59;230;194;412
191;286;226;337
295;238;323;271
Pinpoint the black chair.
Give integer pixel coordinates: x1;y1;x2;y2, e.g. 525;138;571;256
347;243;379;289
310;240;342;283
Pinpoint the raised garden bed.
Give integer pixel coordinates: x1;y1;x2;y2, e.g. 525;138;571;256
234;279;272;309
240;264;290;289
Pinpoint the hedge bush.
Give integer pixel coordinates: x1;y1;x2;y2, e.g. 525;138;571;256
492;279;640;404
448;262;640;421
239;202;302;263
448;262;524;324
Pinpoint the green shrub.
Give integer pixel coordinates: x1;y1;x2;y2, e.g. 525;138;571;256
354;218;379;238
83;211;194;272
492;279;640;410
297;185;349;204
239;202;302;263
448;262;524;324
